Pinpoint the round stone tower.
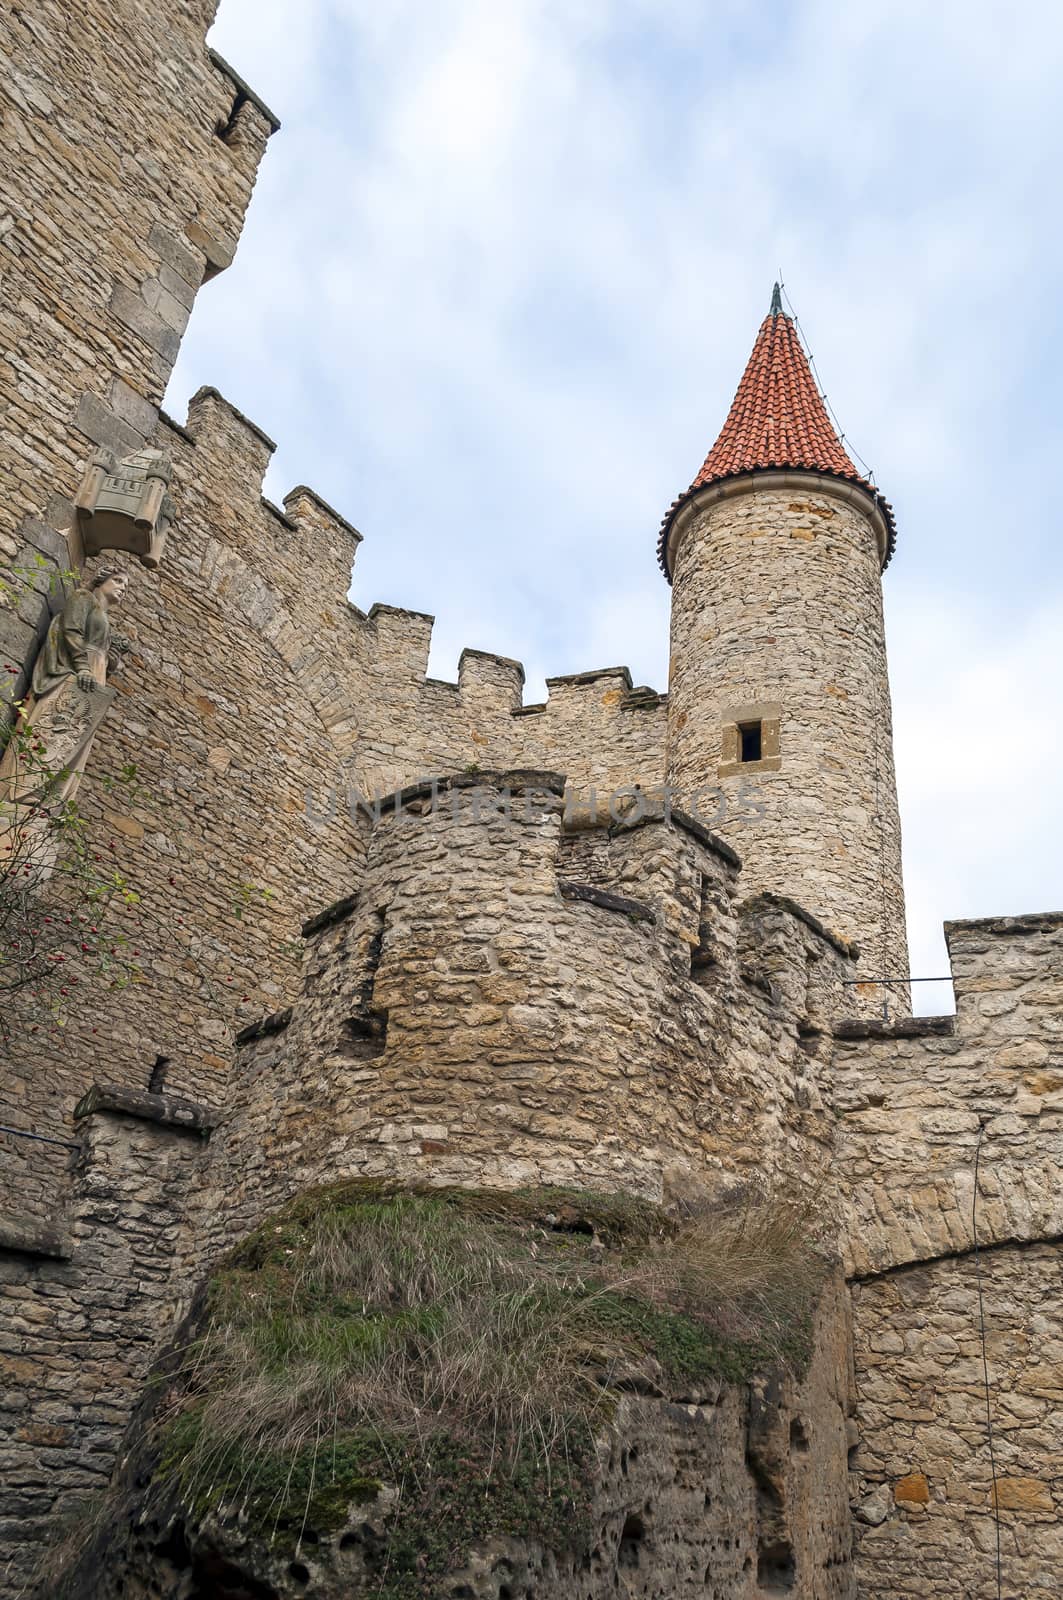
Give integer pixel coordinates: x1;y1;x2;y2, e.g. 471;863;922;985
661;286;908;992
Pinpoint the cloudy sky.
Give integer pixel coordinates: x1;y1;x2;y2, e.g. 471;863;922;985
172;0;1063;1014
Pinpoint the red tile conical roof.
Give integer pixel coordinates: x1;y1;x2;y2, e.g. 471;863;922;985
658;288;896;576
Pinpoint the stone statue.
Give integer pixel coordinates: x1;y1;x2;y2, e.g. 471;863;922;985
31;568;130;701
1;568;130;817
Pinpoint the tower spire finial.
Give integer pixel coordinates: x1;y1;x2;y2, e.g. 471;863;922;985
770;281;784;317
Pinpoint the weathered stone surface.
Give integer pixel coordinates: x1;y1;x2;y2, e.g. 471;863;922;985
45;1276;856;1600
893;1473;930;1505
849;1242;1063;1599
197;775;854;1247
833;915;1063;1277
73;392;144;457
0;1106;212;1584
992;1477;1054;1512
836;914;1063;1598
73;1082;214;1135
665;481;907;994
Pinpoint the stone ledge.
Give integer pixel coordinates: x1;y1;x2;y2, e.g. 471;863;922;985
850;1228;1063;1285
546;665;634;691
207;48;282;133
661;807;741;869
560;801;742;870
364;601;436;625
742;892;859;961
235;1006;295;1046
834;1015;956;1041
73;1083;215;1134
945;910;1063;937
559;881;656;923
459;647;525;682
624;688;666;710
0;1219;70;1260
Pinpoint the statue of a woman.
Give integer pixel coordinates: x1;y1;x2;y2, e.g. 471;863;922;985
1;567;130;815
31;568;129;701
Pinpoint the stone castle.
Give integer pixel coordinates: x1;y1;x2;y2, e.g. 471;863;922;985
0;2;1059;1597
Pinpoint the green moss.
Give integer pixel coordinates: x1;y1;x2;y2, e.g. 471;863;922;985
164;1414;592;1600
579;1291;813;1387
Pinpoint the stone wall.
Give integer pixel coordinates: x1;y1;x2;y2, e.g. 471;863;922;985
666;477;907;992
0;0;274;711
850;1244;1061;1600
343;654;668;803
0;0;288;1201
833;912;1063;1597
194;771;855;1266
0;0;667;1194
0;1088;213;1598
833;913;1063;1276
0;0;660;1237
0;364;667;1219
0;388;366;1202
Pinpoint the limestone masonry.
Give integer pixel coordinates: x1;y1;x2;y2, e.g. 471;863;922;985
0;2;1059;1597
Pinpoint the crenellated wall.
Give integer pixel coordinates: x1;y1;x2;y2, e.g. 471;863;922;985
0;0;662;1210
0;0;303;1200
1;388;366;1196
2;350;668;1198
833;912;1063;1599
193;770;856;1265
1;366;669;1207
0;0;276;712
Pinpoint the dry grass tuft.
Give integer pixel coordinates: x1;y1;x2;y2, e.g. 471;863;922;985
619;1192;824;1347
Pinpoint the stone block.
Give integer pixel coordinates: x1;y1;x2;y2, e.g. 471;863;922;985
108;284;181;363
185;219;235;277
0;608;37;677
138;277;191;335
147;221;204;286
21;518;69;566
74;392;144;457
107;378;159;440
991;1476;1053;1512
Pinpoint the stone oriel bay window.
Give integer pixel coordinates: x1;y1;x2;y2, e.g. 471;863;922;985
718;701;782;777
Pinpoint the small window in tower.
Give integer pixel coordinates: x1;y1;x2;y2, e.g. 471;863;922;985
738;721;763;763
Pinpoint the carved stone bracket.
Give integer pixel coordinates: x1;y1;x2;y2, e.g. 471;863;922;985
75;447;175;569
